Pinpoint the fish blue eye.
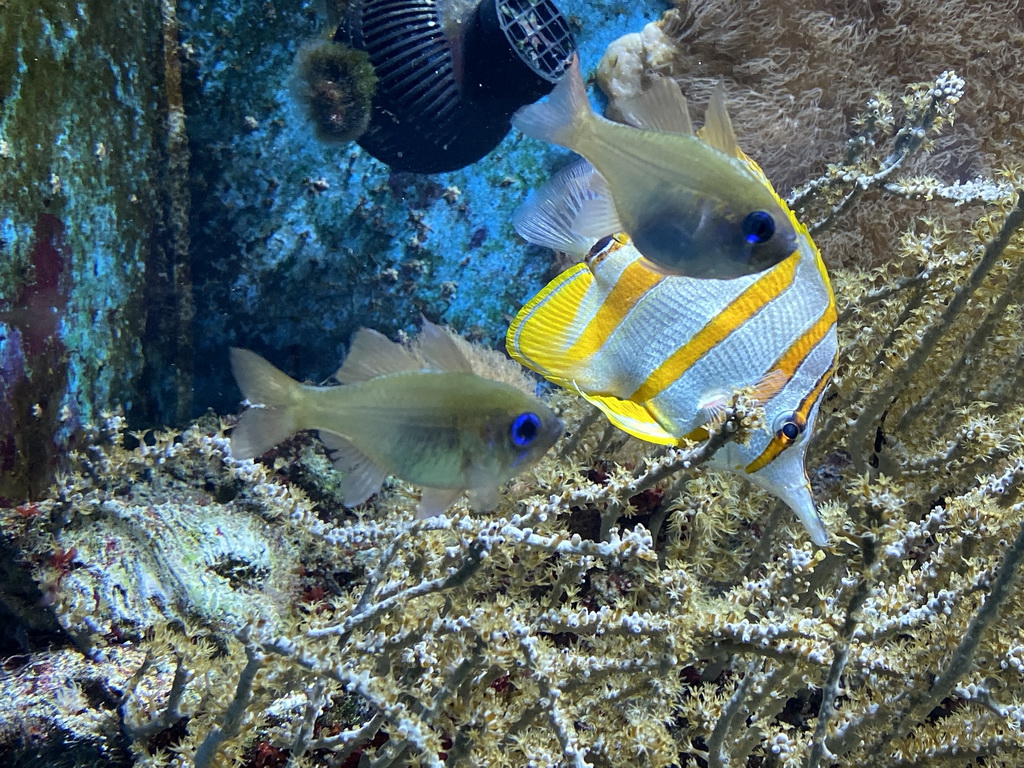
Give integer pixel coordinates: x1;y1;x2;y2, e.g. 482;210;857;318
773;411;806;442
743;211;776;245
511;412;542;447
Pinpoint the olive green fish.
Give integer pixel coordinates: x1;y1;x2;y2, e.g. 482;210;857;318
229;321;563;517
512;55;798;279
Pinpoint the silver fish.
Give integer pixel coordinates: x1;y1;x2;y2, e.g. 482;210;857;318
512;55;798;279
230;321;563;517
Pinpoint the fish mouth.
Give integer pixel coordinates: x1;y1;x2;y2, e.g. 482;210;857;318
552;416;566;439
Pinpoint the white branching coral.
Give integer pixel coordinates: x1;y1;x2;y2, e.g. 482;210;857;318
4;59;1024;768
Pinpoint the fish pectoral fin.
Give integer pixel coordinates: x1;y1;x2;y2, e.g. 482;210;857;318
319;431;387;506
696;370;788;428
514;159;605;257
616;76;694;136
335;328;422;383
698;81;743;159
750;369;788;405
695;389;731;429
416;487;464;519
572;174;623;240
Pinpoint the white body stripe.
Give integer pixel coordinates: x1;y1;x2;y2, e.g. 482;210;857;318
649;237;834;436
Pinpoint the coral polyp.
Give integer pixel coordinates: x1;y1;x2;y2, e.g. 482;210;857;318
293;40;378;144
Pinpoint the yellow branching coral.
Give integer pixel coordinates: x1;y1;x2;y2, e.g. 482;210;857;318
597;0;1024;273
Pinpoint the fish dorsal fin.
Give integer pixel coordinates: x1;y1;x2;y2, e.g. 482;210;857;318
699;82;742;159
319;430;387;505
415;319;473;373
507;245;656;394
616;77;694;135
514;159;605;256
335;328;421;383
572;172;624;240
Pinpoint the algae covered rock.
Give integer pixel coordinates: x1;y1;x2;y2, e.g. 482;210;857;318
12;415;311;645
0;0;192;502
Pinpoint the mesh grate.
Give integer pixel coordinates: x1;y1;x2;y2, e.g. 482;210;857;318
496;0;575;82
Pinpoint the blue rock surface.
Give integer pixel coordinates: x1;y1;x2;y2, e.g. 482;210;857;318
180;0;669;412
0;0;169;501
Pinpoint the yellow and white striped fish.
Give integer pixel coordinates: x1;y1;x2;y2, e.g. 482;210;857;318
507;161;837;545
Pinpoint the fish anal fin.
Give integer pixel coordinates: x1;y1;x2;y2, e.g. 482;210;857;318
616;77;694;135
580;391;678;445
335;328;421;383
698;82;742;159
573;177;623;240
416;487;464;519
319;430;386;506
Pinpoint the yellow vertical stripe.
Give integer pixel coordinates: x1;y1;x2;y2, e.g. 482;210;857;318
764;283;837;384
565;257;664;360
745;349;838;473
630;253;800;403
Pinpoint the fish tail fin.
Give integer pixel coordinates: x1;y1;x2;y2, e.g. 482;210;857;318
512;54;589;149
229;347;304;459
